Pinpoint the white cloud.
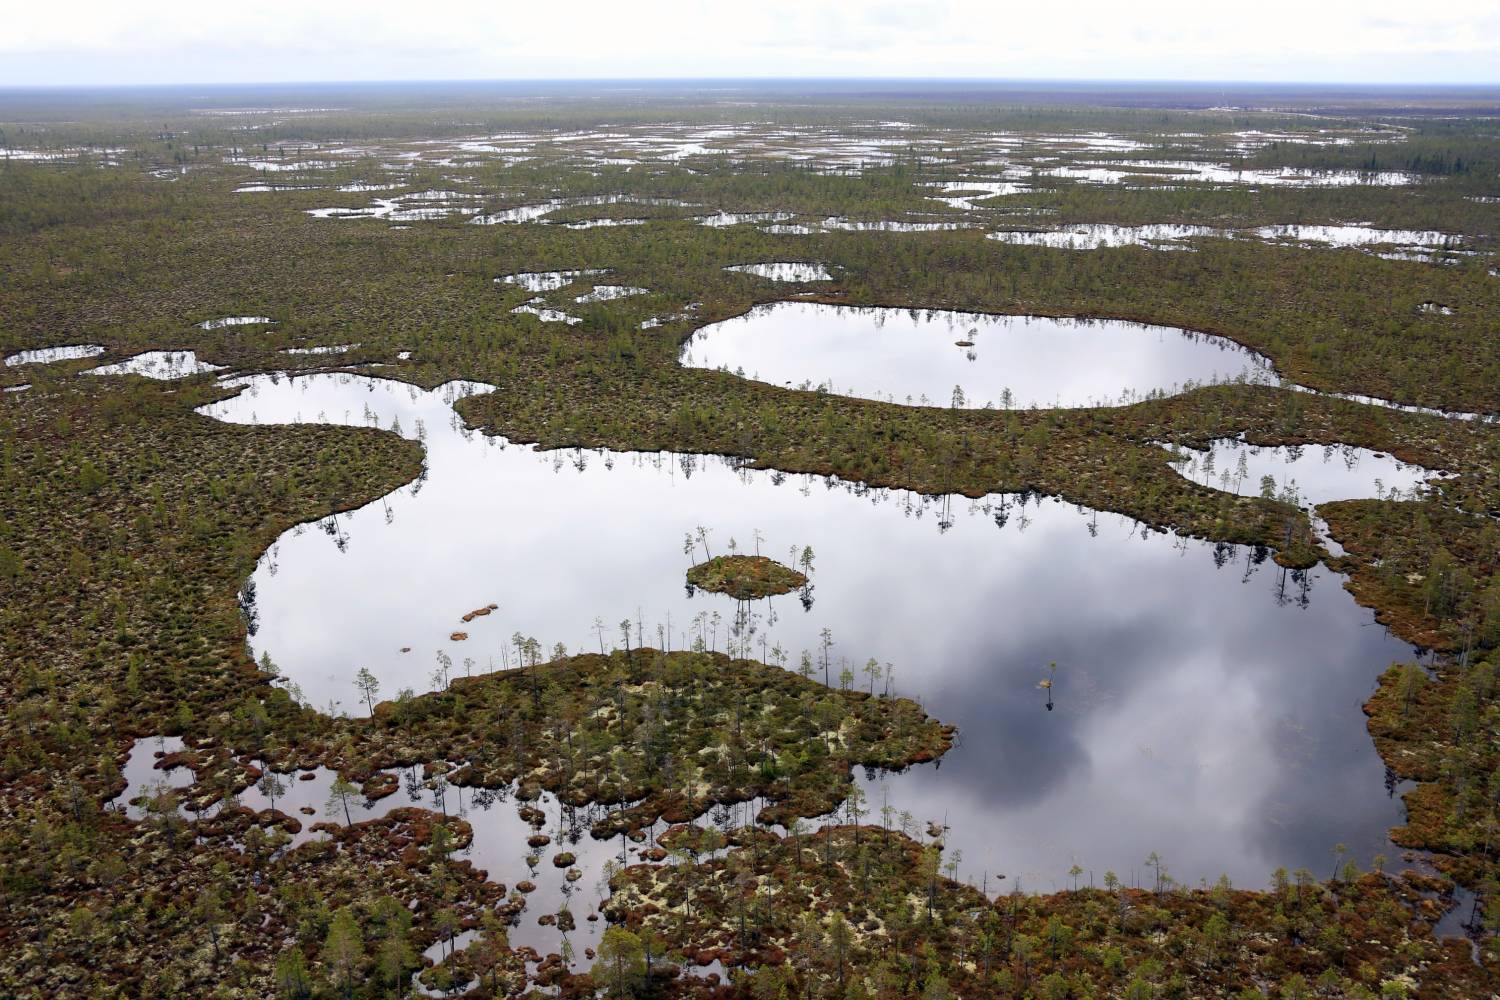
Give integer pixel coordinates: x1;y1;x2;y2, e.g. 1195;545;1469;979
2;0;1497;85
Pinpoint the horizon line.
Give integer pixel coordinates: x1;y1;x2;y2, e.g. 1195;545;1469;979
3;76;1500;93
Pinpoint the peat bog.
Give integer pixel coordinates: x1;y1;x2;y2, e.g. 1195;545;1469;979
3;81;1500;998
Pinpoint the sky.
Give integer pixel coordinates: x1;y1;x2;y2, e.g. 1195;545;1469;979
3;0;1498;87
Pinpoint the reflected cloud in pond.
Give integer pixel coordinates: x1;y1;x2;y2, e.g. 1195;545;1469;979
682;302;1275;409
201;373;1410;892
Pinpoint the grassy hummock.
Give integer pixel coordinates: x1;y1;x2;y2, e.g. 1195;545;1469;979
686;554;808;600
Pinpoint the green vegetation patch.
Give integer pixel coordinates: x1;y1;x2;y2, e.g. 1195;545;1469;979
0;802;512;998
605;824;1498;998
358;648;955;834
686;554;808;600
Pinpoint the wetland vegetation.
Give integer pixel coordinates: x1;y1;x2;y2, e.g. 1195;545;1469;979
684;555;808;601
2;80;1500;998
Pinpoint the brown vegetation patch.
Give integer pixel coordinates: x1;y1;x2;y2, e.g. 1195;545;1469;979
686;554;808;600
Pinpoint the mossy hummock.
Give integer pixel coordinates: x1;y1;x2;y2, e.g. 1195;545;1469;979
686;554;808;600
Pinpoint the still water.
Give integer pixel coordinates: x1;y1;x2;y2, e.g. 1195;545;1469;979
88;351;225;379
723;262;834;282
113;734;629;965
4;344;105;366
200;372;1410;898
681;302;1275;408
1164;439;1443;558
1165;439;1440;507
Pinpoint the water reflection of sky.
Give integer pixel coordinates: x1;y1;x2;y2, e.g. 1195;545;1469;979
113;739;620;962
681;302;1275;408
1166;438;1440;507
202;372;1411;893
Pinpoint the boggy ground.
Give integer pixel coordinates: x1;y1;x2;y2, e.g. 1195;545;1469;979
0;376;951;996
353;647;953;835
0;375;434;995
4;95;1500;996
3;802;511;999
131;646;953;840
603;825;1496;999
1364;649;1500;886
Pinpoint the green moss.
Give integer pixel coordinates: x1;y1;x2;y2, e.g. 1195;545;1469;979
686;554;808;600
